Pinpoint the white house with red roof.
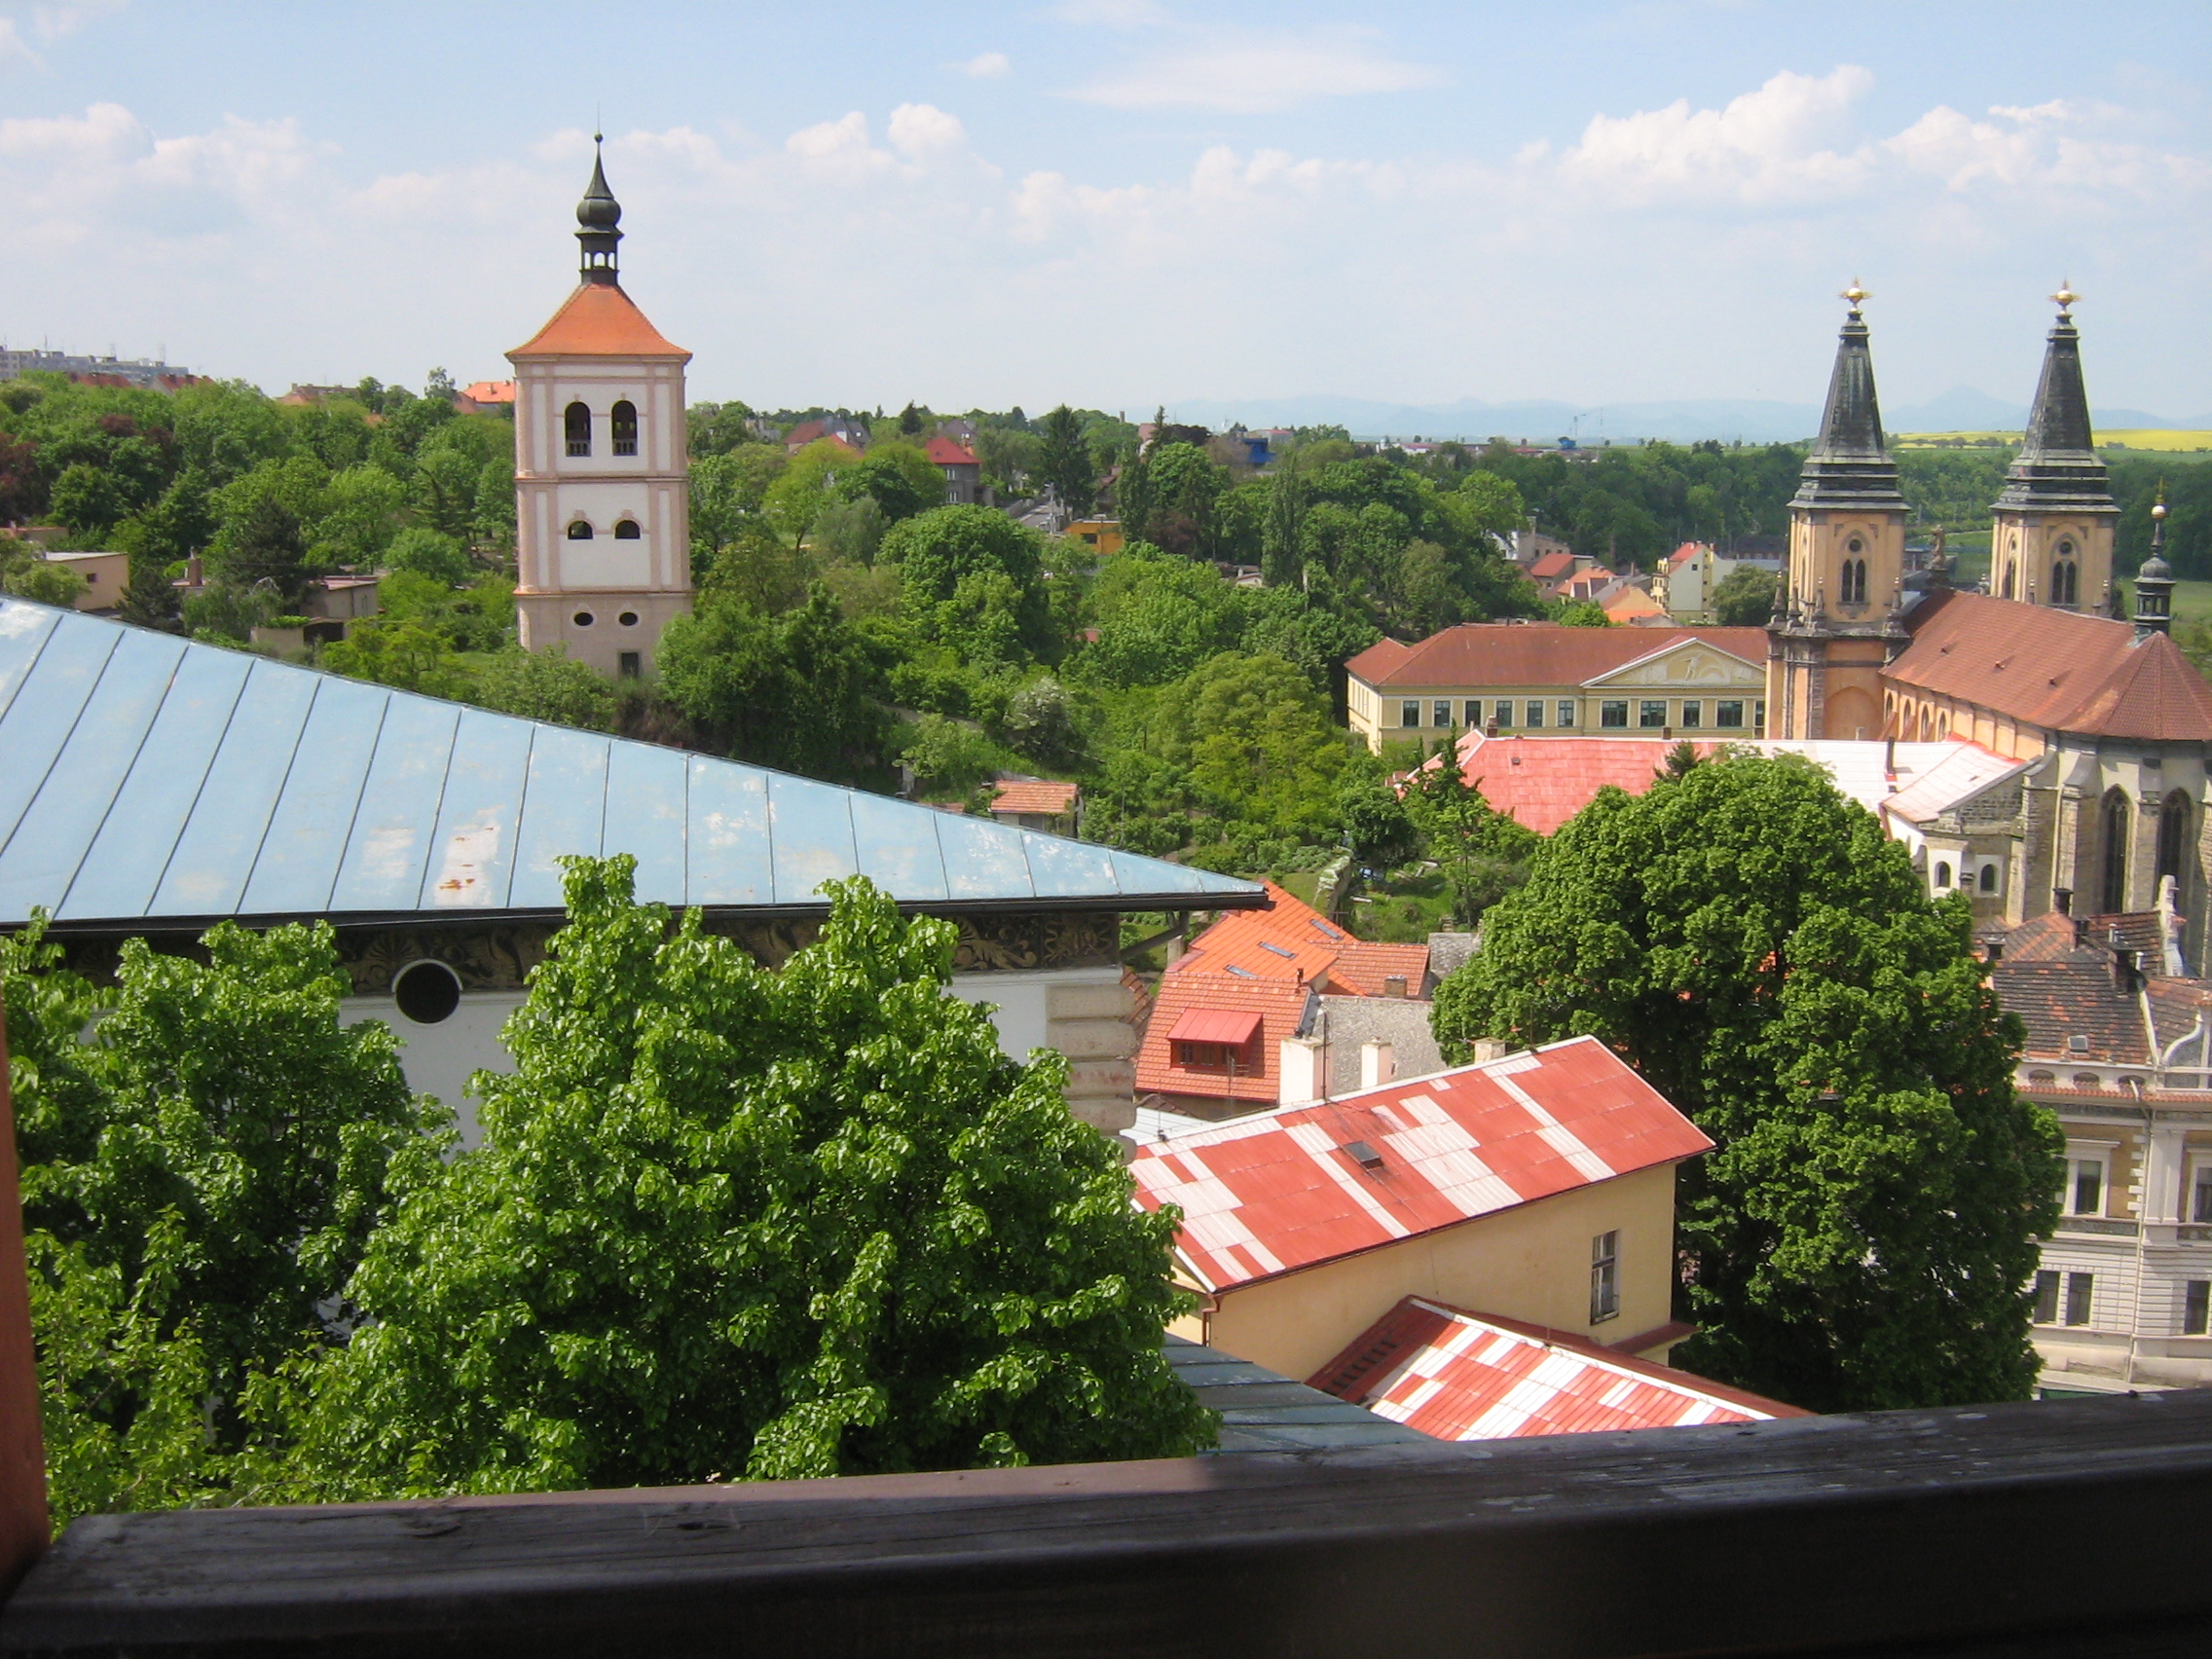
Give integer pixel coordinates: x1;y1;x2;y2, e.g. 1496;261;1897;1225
1128;1035;1714;1382
1309;1298;1803;1439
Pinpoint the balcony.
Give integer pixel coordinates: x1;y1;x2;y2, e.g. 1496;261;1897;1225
4;1390;2210;1657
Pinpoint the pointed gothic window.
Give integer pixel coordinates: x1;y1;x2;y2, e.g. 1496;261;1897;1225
613;519;642;540
1839;558;1867;605
565;401;592;458
2052;560;2078;606
2002;563;2015;600
2158;790;2192;896
2101;788;2132;916
611;400;639;457
567;520;594;540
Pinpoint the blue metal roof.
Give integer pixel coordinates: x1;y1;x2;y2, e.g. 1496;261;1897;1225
0;600;1264;929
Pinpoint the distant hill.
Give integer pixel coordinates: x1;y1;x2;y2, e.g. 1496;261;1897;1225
1162;389;2202;446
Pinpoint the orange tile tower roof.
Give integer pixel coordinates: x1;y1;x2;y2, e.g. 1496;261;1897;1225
1309;1298;1806;1438
1133;971;1311;1106
1346;622;1767;690
1890;590;2212;742
1128;1035;1714;1292
509;283;690;360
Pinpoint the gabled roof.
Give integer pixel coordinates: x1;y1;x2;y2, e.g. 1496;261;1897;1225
1878;741;2029;827
1528;550;1578;580
1891;591;2212;742
1450;735;1720;834
1326;940;1431;998
1601;587;1666;622
0;601;1260;930
989;779;1079;817
924;436;977;466
1127;1036;1713;1293
1133;971;1311;1105
508;282;689;360
1346;623;1766;691
1309;1298;1804;1438
1169;879;1347;984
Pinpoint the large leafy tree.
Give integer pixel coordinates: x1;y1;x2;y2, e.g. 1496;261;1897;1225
289;859;1211;1494
1431;754;2062;1412
1149;652;1348;838
1037;404;1096;515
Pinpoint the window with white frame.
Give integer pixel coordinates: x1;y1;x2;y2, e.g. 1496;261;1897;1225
1679;700;1703;728
2065;1271;2094;1326
1600;700;1628;728
1590;1230;1620;1323
2064;1149;2111;1217
1433;700;1453;729
1716;699;1745;728
1557;700;1576;728
2191;1155;2212;1225
2033;1270;2059;1324
1493;699;1513;729
1525;700;1543;728
1463;699;1481;727
2186;1280;2210;1337
1401;701;1421;727
1639;700;1667;728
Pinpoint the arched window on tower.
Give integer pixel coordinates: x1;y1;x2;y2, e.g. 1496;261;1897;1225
2001;562;2015;600
2052;556;2078;607
1839;558;1867;605
1979;864;1999;894
613;519;642;540
2101;788;2133;916
565;402;592;458
2158;788;2193;899
567;520;594;540
611;400;639;457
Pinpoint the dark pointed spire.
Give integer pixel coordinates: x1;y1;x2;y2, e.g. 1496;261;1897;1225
575;133;622;284
1992;283;2116;519
2135;487;2173;638
1791;281;1906;512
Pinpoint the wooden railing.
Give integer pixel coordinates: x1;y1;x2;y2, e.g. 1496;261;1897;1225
3;1389;2211;1657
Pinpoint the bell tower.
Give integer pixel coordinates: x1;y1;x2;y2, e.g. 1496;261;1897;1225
1989;284;2119;615
507;138;693;682
1766;283;1909;740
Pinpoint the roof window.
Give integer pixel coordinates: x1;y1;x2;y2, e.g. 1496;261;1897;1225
1258;940;1297;959
2069;1035;2090;1052
1345;1140;1386;1171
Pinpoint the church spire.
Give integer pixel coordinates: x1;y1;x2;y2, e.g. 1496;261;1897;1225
2135;489;2174;638
575;134;622;285
1790;281;1906;513
1992;282;2115;518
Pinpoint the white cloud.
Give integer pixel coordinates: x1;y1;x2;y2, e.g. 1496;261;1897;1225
959;52;1010;79
888;102;965;158
1071;30;1445;113
1560;66;1875;202
0;1;127;70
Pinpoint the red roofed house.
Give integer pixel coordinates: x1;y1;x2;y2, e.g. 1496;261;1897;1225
783;416;870;456
925;435;985;505
988;779;1079;835
1134;970;1313;1117
506;143;693;682
457;380;517;414
1310;1298;1805;1439
1128;1035;1714;1382
1346;623;1768;752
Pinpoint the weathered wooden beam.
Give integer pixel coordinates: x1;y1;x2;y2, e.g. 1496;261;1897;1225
4;1391;2211;1657
0;1009;50;1601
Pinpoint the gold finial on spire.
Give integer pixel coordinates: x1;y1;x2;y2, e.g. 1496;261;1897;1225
1841;278;1868;308
2052;278;2079;313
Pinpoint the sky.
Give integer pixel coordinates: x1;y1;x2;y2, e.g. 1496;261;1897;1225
3;0;2208;420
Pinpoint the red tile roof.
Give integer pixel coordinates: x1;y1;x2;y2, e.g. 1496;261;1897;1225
1668;541;1706;569
1529;550;1578;580
1446;734;1721;835
1346;623;1767;690
1169;880;1349;985
1134;972;1310;1105
1891;591;2212;742
1127;1036;1714;1292
989;779;1079;817
925;436;978;466
509;283;689;360
1602;587;1666;621
461;380;516;404
1165;1007;1263;1046
1328;940;1431;998
1309;1298;1805;1437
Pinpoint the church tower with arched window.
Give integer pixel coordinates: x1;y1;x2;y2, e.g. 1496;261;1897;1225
1988;286;2119;615
507;140;693;681
1765;285;1910;739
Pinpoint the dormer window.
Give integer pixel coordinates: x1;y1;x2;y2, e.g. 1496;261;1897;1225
567;520;594;540
613;519;642;540
611;400;638;457
565;401;592;458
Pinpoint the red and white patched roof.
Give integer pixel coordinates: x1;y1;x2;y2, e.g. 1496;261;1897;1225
1311;1298;1805;1439
1126;1035;1714;1292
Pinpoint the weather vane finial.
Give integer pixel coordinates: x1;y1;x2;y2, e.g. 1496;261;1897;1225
1841;277;1868;310
2051;278;2078;313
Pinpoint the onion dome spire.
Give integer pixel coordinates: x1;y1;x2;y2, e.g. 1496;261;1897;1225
2135;488;2173;638
1993;281;2115;519
1791;280;1906;513
575;133;622;284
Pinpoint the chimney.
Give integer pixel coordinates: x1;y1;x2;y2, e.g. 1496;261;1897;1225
1278;1036;1324;1107
1469;1039;1510;1062
1382;975;1407;999
1360;1041;1395;1091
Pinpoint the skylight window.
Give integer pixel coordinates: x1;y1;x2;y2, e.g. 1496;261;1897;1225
1225;964;1257;978
1258;941;1297;959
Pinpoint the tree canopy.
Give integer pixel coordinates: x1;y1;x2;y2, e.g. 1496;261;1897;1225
1430;753;2062;1412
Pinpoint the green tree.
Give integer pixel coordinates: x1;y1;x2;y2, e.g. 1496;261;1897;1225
1037;405;1097;515
1711;565;1779;626
1150;652;1348;838
310;464;408;570
470;645;618;732
319;615;472;698
835;444;939;525
48;461;126;540
0;538;88;607
1403;756;1539;925
1335;754;1420;869
897;714;1005;798
1429;754;2063;1412
382;526;473;585
284;859;1211;1494
209;492;314;605
1118;441;1227;559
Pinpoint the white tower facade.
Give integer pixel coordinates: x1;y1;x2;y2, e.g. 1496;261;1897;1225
506;144;692;681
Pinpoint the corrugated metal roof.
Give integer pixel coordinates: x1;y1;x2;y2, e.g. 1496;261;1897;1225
1127;1036;1714;1293
1164;1334;1436;1455
0;600;1262;928
1309;1298;1803;1439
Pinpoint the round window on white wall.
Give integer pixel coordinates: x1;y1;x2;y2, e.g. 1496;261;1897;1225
393;960;463;1025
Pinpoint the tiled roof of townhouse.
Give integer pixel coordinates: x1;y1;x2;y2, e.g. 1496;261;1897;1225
1309;1298;1805;1439
1164;881;1431;998
924;436;978;466
1528;550;1578;581
989;780;1079;817
1133;971;1312;1108
1325;940;1432;998
1126;1036;1714;1294
1346;623;1767;691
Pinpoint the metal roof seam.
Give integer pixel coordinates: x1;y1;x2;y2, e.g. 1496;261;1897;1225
0;624;119;851
499;720;543;911
52;635;198;921
238;672;327;929
405;691;464;912
135;651;258;922
305;677;384;914
0;608;58;725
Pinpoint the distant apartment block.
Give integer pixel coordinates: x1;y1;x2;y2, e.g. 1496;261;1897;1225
0;348;200;390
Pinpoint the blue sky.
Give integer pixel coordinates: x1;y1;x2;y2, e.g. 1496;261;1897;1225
4;1;2207;418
